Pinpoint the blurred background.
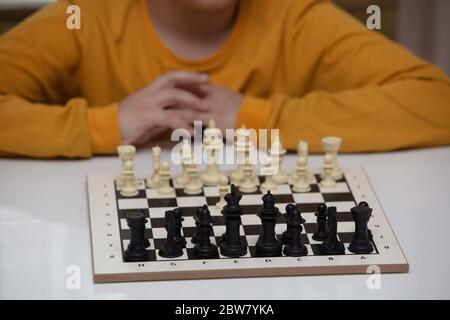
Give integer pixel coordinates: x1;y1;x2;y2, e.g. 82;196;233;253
0;0;448;75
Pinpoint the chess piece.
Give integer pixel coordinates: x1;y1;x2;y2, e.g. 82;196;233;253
158;161;175;195
120;159;139;197
255;191;282;257
124;212;149;262
281;204;305;244
201;119;224;186
319;154;336;188
239;163;257;193
292;155;311;192
319;206;345;255
260;158;277;193
159;210;183;258
191;206;202;244
291;140;314;183
321;136;343;180
146;145;162;188
117;145;138;190
184;161;203;195
283;205;308;257
216;175;229;210
193;205;219;259
219;184;248;258
312;203;328;241
348;203;374;254
270;133;288;184
175;139;191;187
231;126;252;185
173;208;186;246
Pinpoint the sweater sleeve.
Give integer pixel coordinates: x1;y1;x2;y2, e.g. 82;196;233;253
236;0;450;152
0;1;121;158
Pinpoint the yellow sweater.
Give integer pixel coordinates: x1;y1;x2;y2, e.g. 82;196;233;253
0;0;449;158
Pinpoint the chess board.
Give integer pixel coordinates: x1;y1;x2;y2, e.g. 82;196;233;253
87;166;409;283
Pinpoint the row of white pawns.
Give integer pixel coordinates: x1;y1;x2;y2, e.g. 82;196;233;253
116;133;343;211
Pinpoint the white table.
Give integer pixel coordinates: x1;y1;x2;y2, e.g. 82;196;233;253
1;146;450;299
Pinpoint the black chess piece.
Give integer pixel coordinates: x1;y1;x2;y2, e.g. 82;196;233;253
219;184;248;258
281;204;305;244
256;191;282;257
159;210;183;258
193;205;219;259
191;207;202;244
312;203;328;241
283;205;308;256
348;203;374;254
173;208;186;246
124;212;149;262
318;206;345;255
358;201;369;207
281;204;294;244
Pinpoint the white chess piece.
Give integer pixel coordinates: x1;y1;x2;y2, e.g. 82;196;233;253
321;136;343;180
117;145;138;190
239;163;257;193
260;158;277;193
230;126;251;185
201;119;223;186
294;140;315;183
320;154;336;188
231;126;256;185
120;160;139;197
184;162;203;195
215;175;229;210
270;133;288;184
292;156;311;193
175;139;191;187
158;161;175;195
146;145;162;188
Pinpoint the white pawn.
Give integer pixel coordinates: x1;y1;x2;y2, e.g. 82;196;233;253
292;156;311;193
201;119;223;186
231;126;251;185
320;154;336;188
175;139;191;187
117;145;138;190
146;145;162;189
120;160;139;197
215;175;229;210
184;162;203;195
158;161;175;195
239;163;257;193
270;133;288;184
260;159;277;193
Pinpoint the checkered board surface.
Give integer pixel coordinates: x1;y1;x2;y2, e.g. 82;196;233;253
87;166;408;283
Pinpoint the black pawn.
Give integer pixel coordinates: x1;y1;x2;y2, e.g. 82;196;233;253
348;203;374;254
173;208;186;246
159;210;183;258
256;191;282;257
318;206;345;255
281;204;305;244
219;184;248;258
193;205;219;259
283;205;308;256
312;203;328;241
124;212;149;262
191;207;202;244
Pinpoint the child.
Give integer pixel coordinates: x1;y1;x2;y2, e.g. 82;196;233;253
0;0;449;158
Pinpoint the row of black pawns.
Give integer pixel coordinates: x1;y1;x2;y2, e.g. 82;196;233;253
124;185;374;262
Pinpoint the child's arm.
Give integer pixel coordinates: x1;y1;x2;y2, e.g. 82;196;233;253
237;1;450;152
0;1;121;158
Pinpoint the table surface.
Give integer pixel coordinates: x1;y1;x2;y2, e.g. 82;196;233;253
1;146;450;300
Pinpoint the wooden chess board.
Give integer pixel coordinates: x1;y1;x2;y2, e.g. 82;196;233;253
87;166;408;283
